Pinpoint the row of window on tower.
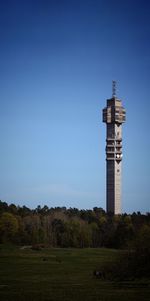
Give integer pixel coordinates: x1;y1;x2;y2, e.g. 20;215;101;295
103;107;126;124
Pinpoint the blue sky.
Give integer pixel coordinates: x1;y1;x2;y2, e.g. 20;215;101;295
0;0;150;213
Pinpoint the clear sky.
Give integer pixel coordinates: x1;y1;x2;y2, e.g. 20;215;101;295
0;0;150;213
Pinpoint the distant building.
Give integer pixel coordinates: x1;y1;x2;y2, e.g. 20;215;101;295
103;82;126;214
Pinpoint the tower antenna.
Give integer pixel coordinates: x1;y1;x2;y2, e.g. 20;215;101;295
112;80;117;98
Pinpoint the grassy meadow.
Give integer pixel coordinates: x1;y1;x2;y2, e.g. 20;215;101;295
0;245;150;301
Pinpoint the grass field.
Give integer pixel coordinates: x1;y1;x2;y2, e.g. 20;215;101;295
0;245;150;301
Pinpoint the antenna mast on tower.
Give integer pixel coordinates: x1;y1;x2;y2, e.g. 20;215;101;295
112;80;117;98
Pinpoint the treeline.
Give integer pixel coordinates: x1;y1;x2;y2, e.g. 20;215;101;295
0;200;150;250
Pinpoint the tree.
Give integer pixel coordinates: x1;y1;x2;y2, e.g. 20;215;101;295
0;212;19;242
52;219;65;247
135;224;150;255
0;201;8;214
8;203;18;215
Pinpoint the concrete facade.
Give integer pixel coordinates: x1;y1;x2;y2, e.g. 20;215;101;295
103;91;126;214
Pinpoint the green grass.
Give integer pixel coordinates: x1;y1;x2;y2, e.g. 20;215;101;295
0;245;149;301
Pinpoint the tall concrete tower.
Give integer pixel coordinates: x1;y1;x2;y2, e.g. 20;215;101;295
103;81;126;214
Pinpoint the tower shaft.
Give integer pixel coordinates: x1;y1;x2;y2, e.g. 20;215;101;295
103;87;126;214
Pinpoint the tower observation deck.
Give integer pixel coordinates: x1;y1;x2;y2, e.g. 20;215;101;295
103;82;126;214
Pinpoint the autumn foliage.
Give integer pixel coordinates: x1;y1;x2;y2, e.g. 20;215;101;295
0;200;150;251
